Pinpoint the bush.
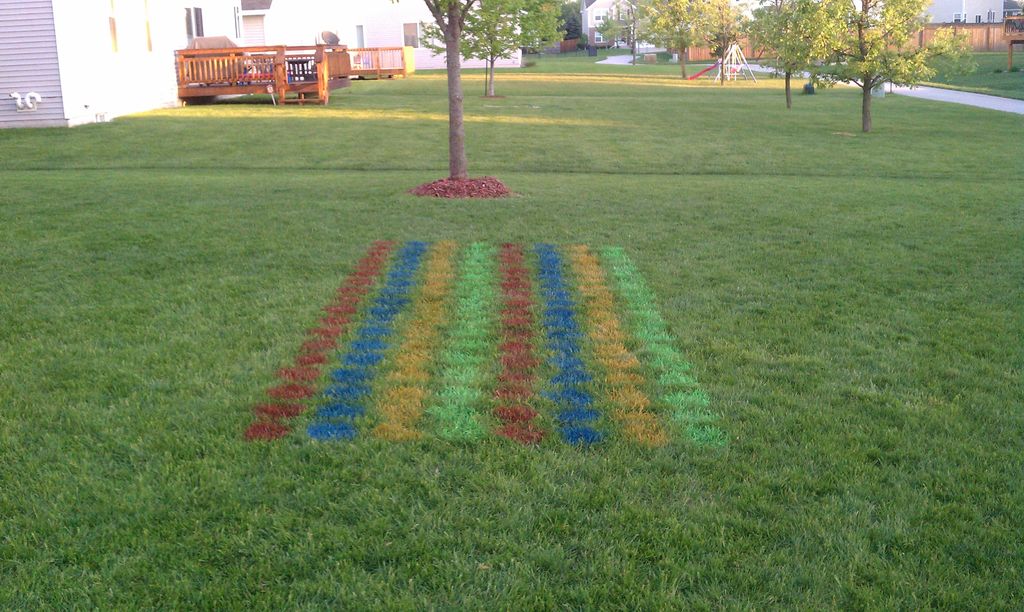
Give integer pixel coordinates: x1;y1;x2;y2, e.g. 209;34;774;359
1011;66;1021;73
993;68;1004;73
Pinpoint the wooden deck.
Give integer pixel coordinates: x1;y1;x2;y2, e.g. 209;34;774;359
175;45;413;105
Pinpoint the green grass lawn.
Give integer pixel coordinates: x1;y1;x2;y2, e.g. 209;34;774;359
1;57;1022;607
924;51;1024;100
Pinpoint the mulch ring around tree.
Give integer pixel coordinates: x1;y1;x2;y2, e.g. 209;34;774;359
409;176;512;199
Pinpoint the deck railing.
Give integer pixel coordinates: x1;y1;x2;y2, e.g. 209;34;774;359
1006;16;1024;38
175;44;413;103
346;47;414;77
175;44;394;104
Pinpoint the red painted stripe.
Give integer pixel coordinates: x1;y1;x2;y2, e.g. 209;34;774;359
244;241;395;441
493;243;546;445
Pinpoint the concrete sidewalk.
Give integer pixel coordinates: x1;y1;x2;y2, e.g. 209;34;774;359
595;56;1024;115
888;85;1024;115
595;54;635;65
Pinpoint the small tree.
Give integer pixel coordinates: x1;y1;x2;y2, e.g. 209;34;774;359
750;0;825;107
816;0;973;132
645;0;700;78
425;0;561;97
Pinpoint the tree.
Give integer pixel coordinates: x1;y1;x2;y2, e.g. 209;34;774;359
749;0;826;107
560;0;582;40
815;0;973;132
645;0;700;78
692;0;747;85
425;0;561;97
418;0;479;179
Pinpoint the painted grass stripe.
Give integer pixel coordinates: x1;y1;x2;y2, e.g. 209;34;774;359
307;241;429;441
600;247;727;447
373;241;458;441
493;243;545;445
426;242;497;441
567;245;667;447
536;244;603;446
245;240;395;441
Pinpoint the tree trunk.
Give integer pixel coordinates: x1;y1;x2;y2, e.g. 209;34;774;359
445;21;468;179
487;58;496;97
785;71;791;109
679;45;687;78
861;82;872;133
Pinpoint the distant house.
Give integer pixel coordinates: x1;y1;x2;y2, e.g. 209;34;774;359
1;0;241;128
246;0;521;71
581;0;620;47
924;0;1016;22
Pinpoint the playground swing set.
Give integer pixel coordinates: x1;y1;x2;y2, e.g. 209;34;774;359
687;43;758;82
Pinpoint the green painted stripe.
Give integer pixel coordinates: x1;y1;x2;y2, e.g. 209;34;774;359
600;247;728;447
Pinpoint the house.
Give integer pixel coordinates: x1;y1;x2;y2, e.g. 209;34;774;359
924;0;1014;22
581;0;621;47
1;0;242;128
242;0;521;71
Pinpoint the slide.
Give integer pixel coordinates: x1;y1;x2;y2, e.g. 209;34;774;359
687;61;719;81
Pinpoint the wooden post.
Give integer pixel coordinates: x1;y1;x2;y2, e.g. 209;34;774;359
274;47;287;102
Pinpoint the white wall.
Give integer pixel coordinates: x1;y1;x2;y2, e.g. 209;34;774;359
257;0;349;45
47;0;241;126
254;0;520;70
925;0;1006;21
355;0;520;70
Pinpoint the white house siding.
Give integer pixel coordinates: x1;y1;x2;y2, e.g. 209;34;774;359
926;0;1006;22
251;0;520;70
355;0;520;70
0;0;67;128
48;0;240;126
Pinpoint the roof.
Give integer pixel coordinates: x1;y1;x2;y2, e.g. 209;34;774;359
241;0;273;10
585;0;600;7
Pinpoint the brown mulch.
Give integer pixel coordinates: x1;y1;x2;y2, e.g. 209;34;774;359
409;176;512;199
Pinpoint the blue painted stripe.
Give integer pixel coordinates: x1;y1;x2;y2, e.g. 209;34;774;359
308;241;429;441
535;244;604;446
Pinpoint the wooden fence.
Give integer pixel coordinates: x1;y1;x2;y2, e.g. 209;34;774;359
680;21;1020;64
909;23;1012;51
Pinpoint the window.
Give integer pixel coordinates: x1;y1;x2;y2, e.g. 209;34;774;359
594;31;604;43
185;7;204;42
975;14;982;22
403;23;419;48
952;12;963;22
234;7;242;39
